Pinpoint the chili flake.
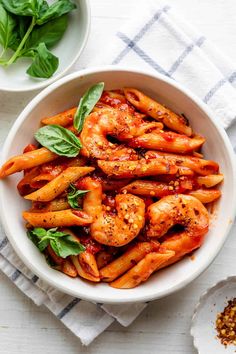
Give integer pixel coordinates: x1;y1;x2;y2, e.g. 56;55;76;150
216;298;236;347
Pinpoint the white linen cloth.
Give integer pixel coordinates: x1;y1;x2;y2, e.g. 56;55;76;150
1;0;236;346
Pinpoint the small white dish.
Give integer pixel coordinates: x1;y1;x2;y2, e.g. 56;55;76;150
0;66;236;303
191;276;236;353
0;0;90;92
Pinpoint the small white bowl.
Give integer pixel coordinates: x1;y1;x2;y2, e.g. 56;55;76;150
0;0;90;92
0;67;236;303
191;276;236;353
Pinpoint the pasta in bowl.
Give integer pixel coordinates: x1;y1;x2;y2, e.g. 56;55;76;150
0;67;235;303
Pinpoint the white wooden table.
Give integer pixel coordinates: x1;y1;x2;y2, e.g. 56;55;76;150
0;1;236;353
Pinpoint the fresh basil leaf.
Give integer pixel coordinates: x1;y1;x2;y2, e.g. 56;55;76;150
38;0;49;17
74;82;104;133
37;0;76;25
24;15;68;50
0;0;44;17
50;235;85;258
37;238;50;251
6;16;31;51
27;227;85;259
26;42;58;78
27;229;49;252
34;124;82;157
67;184;89;209
0;4;17;50
48;230;68;238
18;16;31;39
31;227;47;238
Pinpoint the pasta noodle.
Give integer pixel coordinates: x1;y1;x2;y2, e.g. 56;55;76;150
0;147;57;178
100;241;160;282
41;107;77;126
110;250;175;289
24;166;94;202
124;88;192;136
22;209;93;228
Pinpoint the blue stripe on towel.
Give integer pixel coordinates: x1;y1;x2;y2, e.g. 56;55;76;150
31;275;39;283
10;269;21;282
113;5;170;64
168;36;206;76
203;78;227;103
203;71;236;103
116;32;169;76
57;298;81;319
0;237;8;251
228;72;236;83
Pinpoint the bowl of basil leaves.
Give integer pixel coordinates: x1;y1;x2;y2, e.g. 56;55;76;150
0;0;90;92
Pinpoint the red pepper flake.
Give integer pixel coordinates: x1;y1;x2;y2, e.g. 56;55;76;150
216;298;236;347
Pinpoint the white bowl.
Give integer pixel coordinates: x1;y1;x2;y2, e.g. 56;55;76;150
0;0;90;92
0;67;236;303
191;276;236;353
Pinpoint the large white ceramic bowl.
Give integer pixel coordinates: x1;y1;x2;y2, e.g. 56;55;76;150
0;0;90;92
1;67;236;303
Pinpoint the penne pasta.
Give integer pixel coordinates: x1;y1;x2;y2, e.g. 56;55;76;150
96;250;117;269
100;241;160;282
124;88;192;136
24;166;94;202
197;174;224;187
41;107;77;126
100;178;133;192
31;197;71;212
57;228;100;281
70;255;100;282
189;189;221;203
17;167;40;196
97;158;178;178
129;132;205;154
0;148;57;178
121;179;194;198
22;209;93;228
30;156;87;188
145;151;219;176
61;259;78;278
78;251;100;278
110;250;175;289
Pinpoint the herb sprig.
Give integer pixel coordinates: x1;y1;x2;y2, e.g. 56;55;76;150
0;0;76;78
27;227;85;258
67;184;89;209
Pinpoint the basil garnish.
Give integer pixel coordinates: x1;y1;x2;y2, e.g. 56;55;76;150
34;124;82;157
67;184;89;209
74;82;104;132
27;227;85;258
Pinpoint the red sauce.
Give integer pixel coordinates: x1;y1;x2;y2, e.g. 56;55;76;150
23;144;37;153
160;131;175;142
142;196;154;208
80;236;103;255
100;92;136;114
40;159;69;177
103;194;116;209
73;210;90;219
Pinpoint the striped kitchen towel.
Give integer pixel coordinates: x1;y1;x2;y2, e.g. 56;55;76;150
1;0;236;347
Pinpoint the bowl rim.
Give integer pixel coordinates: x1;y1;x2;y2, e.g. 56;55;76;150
0;0;91;93
1;66;236;303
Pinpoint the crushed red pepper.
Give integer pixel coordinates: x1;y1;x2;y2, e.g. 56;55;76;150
216;298;236;347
